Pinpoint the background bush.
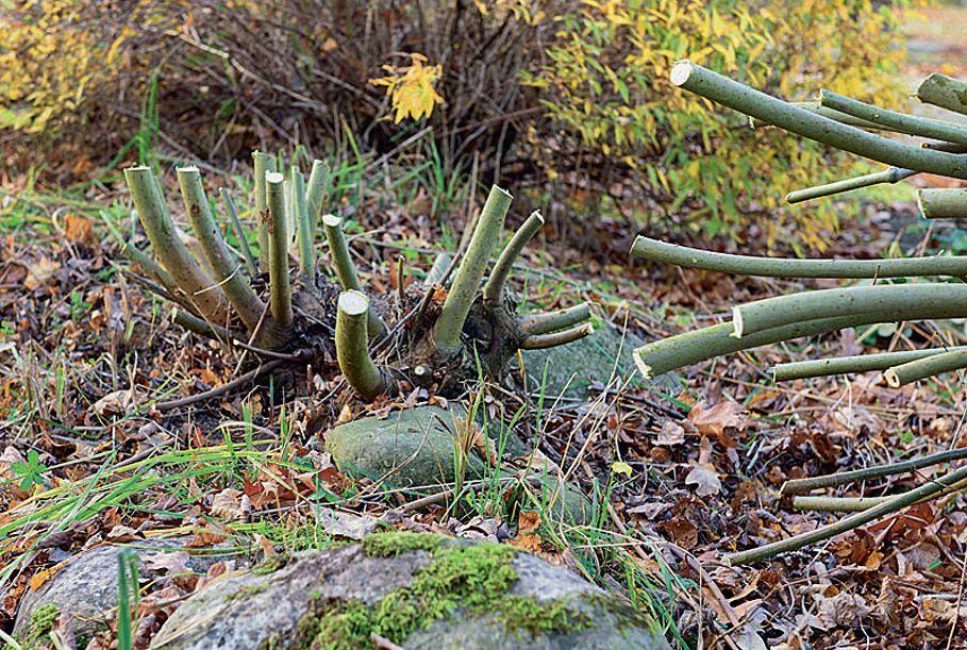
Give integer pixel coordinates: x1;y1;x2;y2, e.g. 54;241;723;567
0;0;917;247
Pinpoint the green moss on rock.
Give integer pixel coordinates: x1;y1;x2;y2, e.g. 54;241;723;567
296;539;589;649
15;602;60;650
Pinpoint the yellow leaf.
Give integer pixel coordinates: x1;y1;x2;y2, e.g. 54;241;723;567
611;461;633;476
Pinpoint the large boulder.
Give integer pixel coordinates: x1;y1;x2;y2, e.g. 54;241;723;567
150;532;669;650
12;539;232;646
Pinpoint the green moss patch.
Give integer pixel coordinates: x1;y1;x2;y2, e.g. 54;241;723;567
16;602;60;650
296;539;591;649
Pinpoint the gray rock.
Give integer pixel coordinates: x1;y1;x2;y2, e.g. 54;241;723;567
325;404;522;489
13;538;235;645
149;535;669;650
520;322;681;399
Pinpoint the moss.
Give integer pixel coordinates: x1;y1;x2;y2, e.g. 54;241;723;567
15;603;60;650
253;554;287;575
294;539;591;649
361;531;442;558
226;582;270;601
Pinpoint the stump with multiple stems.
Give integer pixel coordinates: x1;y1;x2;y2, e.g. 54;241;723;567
629;63;967;564
117;153;592;404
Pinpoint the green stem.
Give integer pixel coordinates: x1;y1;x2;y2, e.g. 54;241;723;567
322;214;386;338
483;210;544;304
726;464;967;565
792;495;891;512
772;347;965;381
633;312;898;379
219;188;259;277
733;284;967;338
670;61;967;179
917;188;967;219
786;167;917;204
819;89;967;145
631;235;966;278
335;290;389;401
521;323;594;350
917;73;967;117
780;447;967;495
177;167;266;331
175;309;232;340
519;304;591;335
253;151;276;268
789;101;884;130
265;172;293;329
123;166;230;324
292;167;315;280
884;348;967;387
432;185;513;356
306;159;329;221
424;252;453;286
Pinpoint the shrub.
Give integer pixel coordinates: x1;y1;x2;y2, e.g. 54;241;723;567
0;0;917;247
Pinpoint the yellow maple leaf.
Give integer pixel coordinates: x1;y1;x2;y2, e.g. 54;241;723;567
370;53;444;123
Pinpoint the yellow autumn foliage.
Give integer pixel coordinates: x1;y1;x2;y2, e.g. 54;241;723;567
370;54;445;123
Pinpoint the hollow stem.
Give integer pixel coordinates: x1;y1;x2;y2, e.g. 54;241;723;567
884;348;967;387
917;188;967;219
772;347;965;381
725;464;967;565
670;61;967;179
733;284;967;338
785;167;917;204
265;172;293;329
917;73;967;117
219;188;258;277
177;167;266;332
819;89;967;145
780;447;967;495
521;323;594;350
253;151;276;268
631;235;966;278
292;168;315;280
432;185;513;356
483;210;544;304
519;304;592;335
123;166;230;323
633;312;897;379
335;290;389;401
323;214;386;338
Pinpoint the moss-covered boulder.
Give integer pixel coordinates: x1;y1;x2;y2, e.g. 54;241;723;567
149;533;669;650
520;322;680;399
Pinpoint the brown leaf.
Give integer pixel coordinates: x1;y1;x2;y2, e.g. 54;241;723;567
64;213;94;243
23;257;60;291
685;465;722;497
655;420;685;446
210;488;245;520
687;400;750;437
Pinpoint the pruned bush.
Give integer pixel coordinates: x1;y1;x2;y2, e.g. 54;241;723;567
1;0;917;245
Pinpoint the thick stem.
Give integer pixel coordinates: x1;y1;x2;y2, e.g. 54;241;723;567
793;476;967;512
123;166;230;324
323;214;387;338
521;323;593;350
220;188;259;277
335;290;389;401
785;167;917;204
253;151;276;268
819;89;967;145
631;235;966;278
884;348;967;387
733;284;967;338
917;189;967;219
483;210;544;304
670;61;967;179
917;73;967;117
174;309;232;340
432;185;513;356
789;102;884;130
772;348;965;381
780;447;967;496
519;304;592;335
265;172;293;329
177;167;266;332
292;168;315;280
726;463;967;565
633;312;897;379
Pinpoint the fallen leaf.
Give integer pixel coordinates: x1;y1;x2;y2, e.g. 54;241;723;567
611;460;633;476
92;388;142;417
656;420;686;446
64;213;94;243
685;465;722;497
23;257;60;291
688;400;750;437
315;506;379;540
210;488;245;520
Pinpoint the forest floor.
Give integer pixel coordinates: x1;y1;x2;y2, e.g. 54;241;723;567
1;7;966;649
